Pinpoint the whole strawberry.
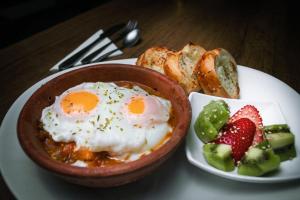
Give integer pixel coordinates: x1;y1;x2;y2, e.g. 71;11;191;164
229;105;264;145
214;118;256;163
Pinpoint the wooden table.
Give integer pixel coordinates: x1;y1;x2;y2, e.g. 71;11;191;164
0;0;299;198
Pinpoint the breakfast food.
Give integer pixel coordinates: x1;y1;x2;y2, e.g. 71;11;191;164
229;105;264;145
137;43;206;94
39;82;174;167
214;118;256;163
164;43;206;93
195;48;239;98
195;100;296;176
203;143;235;171
137;44;240;98
136;47;171;74
193;100;230;143
264;124;296;161
238;142;280;176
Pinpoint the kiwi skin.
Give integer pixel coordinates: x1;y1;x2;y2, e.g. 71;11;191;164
194;100;230;143
264;124;290;133
273;144;297;162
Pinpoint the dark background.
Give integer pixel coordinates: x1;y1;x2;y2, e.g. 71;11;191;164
0;0;109;49
1;0;299;51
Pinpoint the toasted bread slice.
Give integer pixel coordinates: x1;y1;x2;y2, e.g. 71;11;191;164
195;48;240;98
164;43;206;94
136;47;171;74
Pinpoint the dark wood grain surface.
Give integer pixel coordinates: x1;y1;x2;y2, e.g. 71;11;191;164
0;0;299;199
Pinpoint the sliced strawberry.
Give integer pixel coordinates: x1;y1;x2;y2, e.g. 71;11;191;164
229;105;264;145
214;118;256;163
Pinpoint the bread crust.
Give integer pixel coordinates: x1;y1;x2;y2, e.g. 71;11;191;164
163;51;188;91
136;47;171;74
136;44;239;98
164;43;205;94
195;48;239;98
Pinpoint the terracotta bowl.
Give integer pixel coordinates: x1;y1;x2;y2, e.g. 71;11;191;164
17;64;191;187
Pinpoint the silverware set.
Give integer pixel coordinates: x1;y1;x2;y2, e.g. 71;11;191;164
58;20;140;71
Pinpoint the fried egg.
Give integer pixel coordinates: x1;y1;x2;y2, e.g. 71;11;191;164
123;95;170;127
41;82;172;161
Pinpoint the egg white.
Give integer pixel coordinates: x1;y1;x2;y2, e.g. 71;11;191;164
41;82;172;161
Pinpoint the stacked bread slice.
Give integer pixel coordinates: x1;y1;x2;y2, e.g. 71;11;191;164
136;43;240;98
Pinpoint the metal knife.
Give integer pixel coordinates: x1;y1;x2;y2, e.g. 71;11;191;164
58;23;125;71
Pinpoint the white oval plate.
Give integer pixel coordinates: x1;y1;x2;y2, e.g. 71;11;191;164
186;66;300;183
1;59;300;200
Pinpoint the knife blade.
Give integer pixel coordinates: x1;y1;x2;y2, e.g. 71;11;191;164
58;23;125;71
80;36;120;65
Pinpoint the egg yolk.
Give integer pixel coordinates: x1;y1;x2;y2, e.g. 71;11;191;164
61;91;99;114
128;97;145;114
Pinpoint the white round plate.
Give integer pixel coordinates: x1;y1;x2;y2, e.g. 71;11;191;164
1;59;300;200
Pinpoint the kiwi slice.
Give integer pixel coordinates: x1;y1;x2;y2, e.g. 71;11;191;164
266;132;296;161
264;124;297;162
266;132;294;149
238;146;280;176
194;100;230;143
203;143;235;172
